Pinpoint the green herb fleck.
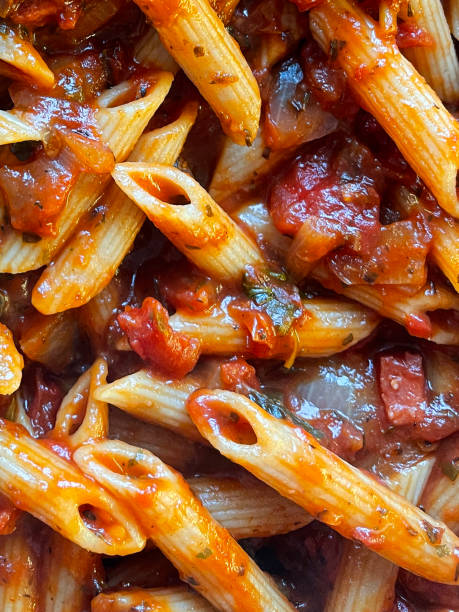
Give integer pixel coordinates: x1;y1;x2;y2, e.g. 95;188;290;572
342;333;354;346
441;458;459;482
196;547;213;559
435;544;451;558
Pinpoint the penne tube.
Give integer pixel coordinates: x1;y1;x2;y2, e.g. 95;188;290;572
10;393;34;437
402;0;459;103
430;214;459;293
0;72;173;274
33;103;197;314
111;163;265;282
313;263;459;341
0;110;42;145
95;370;202;442
309;0;459;218
0;418;145;555
187;389;459;585
445;0;459;38
52;358;108;449
325;458;434;612
209;132;293;204
0;516;39;611
0;23;54;88
91;586;216;612
40;529;102;612
0;323;23;395
19;311;78;373
169;298;380;358
188;476;312;539
134;27;179;73
75;440;294;611
423;475;459;534
132;0;261;145
78;280;121;351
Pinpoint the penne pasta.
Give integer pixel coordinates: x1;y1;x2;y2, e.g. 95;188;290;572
32;102;197;314
169;298;380;358
310;0;459;218
445;0;459;38
134;27;179;73
78;280;121;351
0;418;145;555
402;0;459;103
132;0;261;145
313;263;459;341
19;311;78;373
52;358;109;449
187;389;459;584
0;516;39;611
423;473;459;534
74;440;294;611
188;475;312;540
324;458;434;612
430;214;459;293
0;110;42;145
0;72;173;274
111;163;265;282
40;529;102;612
209;131;293;204
0;22;54;88
91;586;216;612
96;369;202;442
0;323;23;395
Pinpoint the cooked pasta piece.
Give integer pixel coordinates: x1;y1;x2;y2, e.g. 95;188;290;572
0;23;54;88
19;311;78;373
309;0;459;218
325;458;434;612
430;215;459;293
188;476;312;539
52;358;108;449
134;27;179;73
313;263;459;341
209;132;293;204
0;72;173;274
112;163;265;282
78;280;120;351
9;392;34;436
169;298;380;358
95;370;202;442
0;419;145;555
0;323;23;395
0;516;39;611
445;0;459;38
0;110;42;145
423;465;459;533
187;389;459;584
40;529;101;612
210;0;240;23
132;0;261;145
92;586;215;612
32;102;196;315
402;0;459;102
75;440;294;611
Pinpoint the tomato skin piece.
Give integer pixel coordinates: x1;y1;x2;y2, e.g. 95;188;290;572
396;22;434;49
118;297;201;379
379;352;427;427
220;357;261;393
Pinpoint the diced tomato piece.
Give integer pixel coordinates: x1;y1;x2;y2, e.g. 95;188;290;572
160;267;217;314
396;22;434;49
228;299;278;357
220;357;261;393
268;135;382;245
379;352;427;426
9;0;83;29
118;298;201;379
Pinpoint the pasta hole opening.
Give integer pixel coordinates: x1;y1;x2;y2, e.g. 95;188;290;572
133;174;191;205
195;396;258;445
102;77;158;108
79;503;127;543
97;450;158;480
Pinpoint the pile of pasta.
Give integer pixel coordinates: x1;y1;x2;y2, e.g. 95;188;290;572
0;0;458;610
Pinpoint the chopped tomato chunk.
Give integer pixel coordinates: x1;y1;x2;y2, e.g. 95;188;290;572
9;0;83;29
379;352;427;426
160;266;217;313
220;357;261;393
396;22;434;49
0;495;20;535
118;297;201;379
